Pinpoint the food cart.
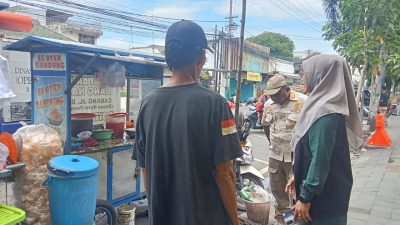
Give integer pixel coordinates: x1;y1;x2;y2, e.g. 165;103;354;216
4;36;165;224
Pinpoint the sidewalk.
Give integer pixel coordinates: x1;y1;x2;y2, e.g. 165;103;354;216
2;117;399;225
348;116;400;225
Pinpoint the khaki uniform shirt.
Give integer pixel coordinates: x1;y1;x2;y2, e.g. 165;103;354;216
262;91;307;162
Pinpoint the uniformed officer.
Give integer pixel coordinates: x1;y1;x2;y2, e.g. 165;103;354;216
262;74;307;225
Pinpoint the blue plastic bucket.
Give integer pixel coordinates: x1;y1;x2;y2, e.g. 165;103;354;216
47;155;99;225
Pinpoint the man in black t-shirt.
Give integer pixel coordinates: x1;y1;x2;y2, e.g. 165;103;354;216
135;20;243;225
379;86;389;114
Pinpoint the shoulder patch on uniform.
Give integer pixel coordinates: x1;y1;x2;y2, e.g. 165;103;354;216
221;119;237;136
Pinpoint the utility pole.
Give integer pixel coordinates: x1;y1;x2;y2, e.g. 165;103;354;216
225;0;238;97
225;0;233;96
229;0;233;38
235;0;246;121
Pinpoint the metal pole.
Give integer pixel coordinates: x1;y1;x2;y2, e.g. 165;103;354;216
213;25;218;92
226;0;232;96
229;0;233;38
218;36;223;94
235;0;246;121
215;32;221;92
126;78;131;121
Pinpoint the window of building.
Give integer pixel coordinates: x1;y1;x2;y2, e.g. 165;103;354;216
78;34;95;44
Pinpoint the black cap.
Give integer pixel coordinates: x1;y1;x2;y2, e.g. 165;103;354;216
165;20;213;69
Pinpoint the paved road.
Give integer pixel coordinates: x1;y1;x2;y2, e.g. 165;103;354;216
247;129;270;175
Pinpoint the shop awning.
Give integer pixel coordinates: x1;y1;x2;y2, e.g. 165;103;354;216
3;36;165;79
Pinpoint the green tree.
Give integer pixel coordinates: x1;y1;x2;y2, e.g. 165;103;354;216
247;32;294;61
323;0;342;26
200;71;212;90
387;54;400;93
323;0;400;122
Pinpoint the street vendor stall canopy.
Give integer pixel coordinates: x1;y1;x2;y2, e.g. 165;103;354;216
3;36;165;79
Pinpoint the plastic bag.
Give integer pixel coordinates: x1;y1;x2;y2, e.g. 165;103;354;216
0;55;16;99
13;125;63;225
0;143;9;169
77;131;92;141
240;185;271;203
95;69;108;89
106;62;126;87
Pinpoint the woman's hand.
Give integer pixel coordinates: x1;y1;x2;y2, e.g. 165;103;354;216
293;200;312;222
285;176;295;195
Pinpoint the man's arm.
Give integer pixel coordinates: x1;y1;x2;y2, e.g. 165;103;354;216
214;160;240;225
263;125;271;144
261;100;273;145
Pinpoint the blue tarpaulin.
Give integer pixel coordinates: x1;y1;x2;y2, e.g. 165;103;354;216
3;36;165;79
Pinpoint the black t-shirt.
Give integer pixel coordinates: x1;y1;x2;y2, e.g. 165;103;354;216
380;91;389;107
135;83;243;225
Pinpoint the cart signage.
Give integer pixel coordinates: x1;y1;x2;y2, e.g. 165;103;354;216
71;76;120;124
0;49;32;122
33;76;67;141
33;53;66;71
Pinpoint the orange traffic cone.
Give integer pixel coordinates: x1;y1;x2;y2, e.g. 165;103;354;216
367;114;392;147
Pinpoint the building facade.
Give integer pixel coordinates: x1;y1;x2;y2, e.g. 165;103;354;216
209;38;270;101
6;5;103;44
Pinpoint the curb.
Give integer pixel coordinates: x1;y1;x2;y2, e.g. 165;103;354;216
363;145;391;150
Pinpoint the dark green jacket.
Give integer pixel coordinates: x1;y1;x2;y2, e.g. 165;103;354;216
294;114;353;219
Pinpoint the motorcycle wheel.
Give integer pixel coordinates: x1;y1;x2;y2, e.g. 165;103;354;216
386;111;391;119
94;199;117;225
250;119;257;129
242;173;264;188
238;111;245;129
237;173;265;211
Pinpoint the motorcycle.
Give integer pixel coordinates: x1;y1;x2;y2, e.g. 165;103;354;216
376;104;397;119
236;120;265;211
359;105;370;117
243;97;264;130
389;104;397;116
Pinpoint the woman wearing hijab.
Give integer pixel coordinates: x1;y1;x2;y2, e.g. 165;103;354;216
286;55;363;225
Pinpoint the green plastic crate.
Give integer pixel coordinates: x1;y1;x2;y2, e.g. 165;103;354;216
0;205;26;225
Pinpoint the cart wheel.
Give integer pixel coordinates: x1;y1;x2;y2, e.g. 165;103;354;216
94;199;117;225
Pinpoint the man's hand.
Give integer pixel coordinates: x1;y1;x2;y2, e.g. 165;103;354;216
293;200;312;223
285;176;295;196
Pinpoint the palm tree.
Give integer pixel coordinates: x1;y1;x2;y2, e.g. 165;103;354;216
323;0;343;25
